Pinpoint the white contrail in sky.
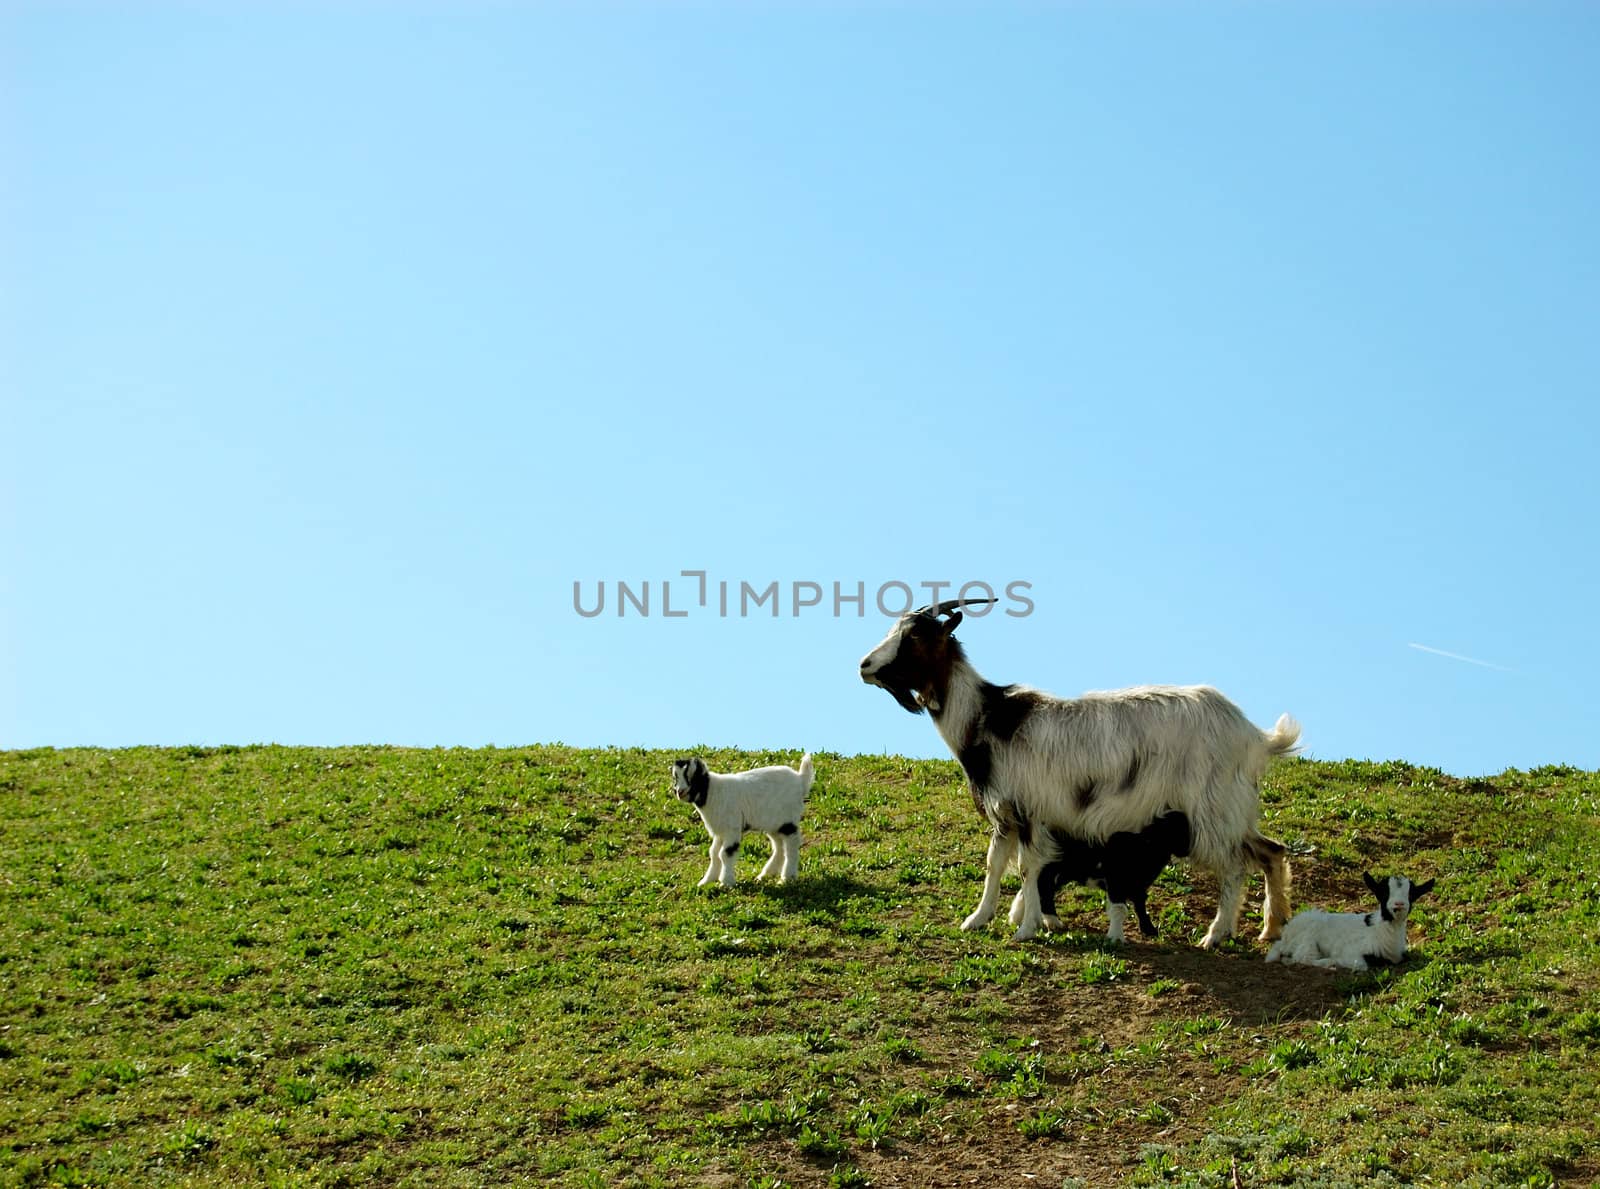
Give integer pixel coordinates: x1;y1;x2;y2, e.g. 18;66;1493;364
1407;642;1514;672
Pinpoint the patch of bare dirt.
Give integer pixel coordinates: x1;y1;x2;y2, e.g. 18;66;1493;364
744;860;1372;1188
753;937;1351;1188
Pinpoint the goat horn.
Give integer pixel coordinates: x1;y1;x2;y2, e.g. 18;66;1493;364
919;597;998;618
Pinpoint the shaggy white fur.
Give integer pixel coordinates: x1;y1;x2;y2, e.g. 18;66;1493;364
860;602;1298;945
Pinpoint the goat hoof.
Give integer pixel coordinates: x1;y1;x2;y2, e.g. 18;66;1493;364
1041;914;1063;932
960;912;993;933
1011;924;1039;942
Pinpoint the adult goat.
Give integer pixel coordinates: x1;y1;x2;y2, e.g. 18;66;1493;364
859;599;1298;945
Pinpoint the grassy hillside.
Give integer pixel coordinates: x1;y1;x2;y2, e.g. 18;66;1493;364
2;746;1597;1187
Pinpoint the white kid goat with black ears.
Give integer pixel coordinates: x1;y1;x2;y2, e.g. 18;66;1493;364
1266;872;1435;970
859;598;1300;947
671;754;814;888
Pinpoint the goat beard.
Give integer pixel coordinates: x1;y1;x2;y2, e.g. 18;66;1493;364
866;672;927;715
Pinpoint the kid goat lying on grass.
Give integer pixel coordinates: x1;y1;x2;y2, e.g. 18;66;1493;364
1266;872;1435;970
671;754;814;888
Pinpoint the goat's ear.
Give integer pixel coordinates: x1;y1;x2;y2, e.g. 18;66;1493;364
942;610;963;634
1410;878;1435;901
1362;871;1384;898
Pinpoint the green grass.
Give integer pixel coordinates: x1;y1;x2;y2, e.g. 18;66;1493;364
2;746;1597;1186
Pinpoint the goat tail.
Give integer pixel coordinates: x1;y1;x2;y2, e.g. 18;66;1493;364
1263;713;1302;757
797;752;815;794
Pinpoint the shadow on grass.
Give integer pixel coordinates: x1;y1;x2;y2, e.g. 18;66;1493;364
1430;939;1522;966
1131;944;1353;1024
1128;942;1455;1025
751;872;882;917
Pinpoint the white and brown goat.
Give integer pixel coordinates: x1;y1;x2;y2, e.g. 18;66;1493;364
859;600;1298;946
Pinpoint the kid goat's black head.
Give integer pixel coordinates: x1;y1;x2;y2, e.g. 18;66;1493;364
670;757;710;807
1362;871;1436;922
859;598;993;715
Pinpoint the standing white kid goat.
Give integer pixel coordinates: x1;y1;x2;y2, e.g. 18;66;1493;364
671;755;814;888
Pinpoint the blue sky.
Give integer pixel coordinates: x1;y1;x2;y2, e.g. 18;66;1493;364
5;3;1597;775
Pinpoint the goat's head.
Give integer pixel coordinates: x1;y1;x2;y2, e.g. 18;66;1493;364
670;757;710;806
859;599;991;714
1362;872;1435;922
1154;811;1194;858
